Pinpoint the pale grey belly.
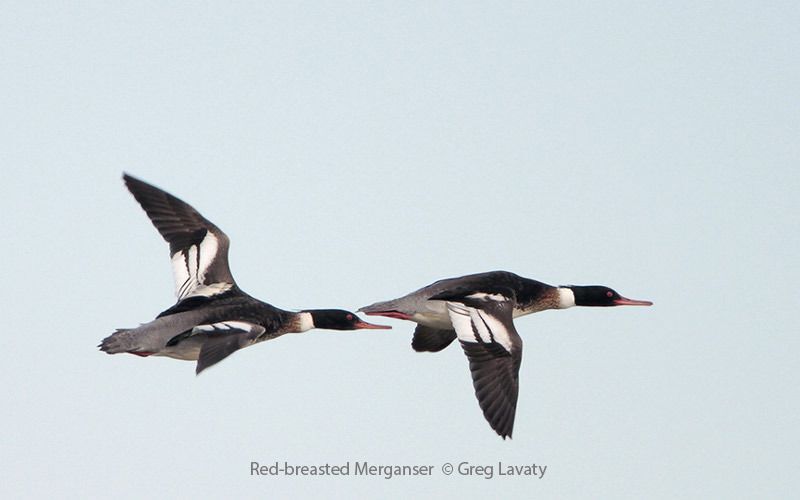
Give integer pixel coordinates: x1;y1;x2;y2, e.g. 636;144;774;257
154;337;203;360
411;300;452;329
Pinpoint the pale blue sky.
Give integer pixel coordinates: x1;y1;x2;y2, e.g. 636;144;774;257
1;2;798;498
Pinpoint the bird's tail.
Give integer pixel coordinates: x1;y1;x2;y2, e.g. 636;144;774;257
99;328;140;355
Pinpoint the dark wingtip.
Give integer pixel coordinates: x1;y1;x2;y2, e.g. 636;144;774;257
122;173;154;193
411;327;457;352
122;173;140;194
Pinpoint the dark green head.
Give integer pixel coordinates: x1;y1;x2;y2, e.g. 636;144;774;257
568;286;653;307
307;309;392;330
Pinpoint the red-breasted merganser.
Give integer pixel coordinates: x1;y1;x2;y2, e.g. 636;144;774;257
359;271;651;438
100;174;389;374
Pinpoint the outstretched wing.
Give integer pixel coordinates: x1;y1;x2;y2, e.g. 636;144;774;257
444;292;523;439
123;174;236;300
167;321;266;375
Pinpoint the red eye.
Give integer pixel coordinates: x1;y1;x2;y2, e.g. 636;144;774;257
346;314;353;321
606;291;613;297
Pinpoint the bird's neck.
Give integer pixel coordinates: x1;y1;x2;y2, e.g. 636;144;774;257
292;311;315;332
556;287;576;309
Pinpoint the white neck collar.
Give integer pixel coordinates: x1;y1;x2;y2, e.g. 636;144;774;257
557;287;576;309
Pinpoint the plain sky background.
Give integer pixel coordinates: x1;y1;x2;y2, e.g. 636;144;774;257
1;1;798;498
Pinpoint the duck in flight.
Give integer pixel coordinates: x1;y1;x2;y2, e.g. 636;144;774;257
359;271;652;438
100;174;390;374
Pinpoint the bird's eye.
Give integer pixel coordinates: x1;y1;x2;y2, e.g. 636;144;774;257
606;291;613;298
346;314;353;321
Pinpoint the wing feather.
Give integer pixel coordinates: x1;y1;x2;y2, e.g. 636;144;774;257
174;321;267;375
123;174;236;299
444;293;523;439
411;326;457;352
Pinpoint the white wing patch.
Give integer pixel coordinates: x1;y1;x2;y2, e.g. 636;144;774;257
191;321;263;335
186;282;234;299
171;231;230;299
465;292;507;302
446;302;477;340
445;300;515;354
171;248;190;298
196;232;219;283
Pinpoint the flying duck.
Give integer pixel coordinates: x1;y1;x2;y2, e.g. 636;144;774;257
359;271;652;438
100;174;389;374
